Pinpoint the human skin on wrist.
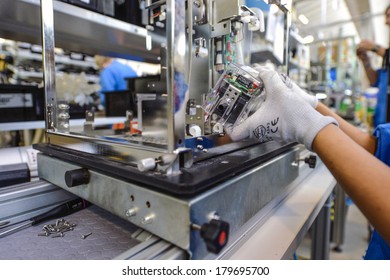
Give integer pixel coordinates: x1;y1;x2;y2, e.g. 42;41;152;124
363;60;371;68
372;45;380;53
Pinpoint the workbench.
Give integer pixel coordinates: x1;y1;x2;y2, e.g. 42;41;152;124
0;154;336;260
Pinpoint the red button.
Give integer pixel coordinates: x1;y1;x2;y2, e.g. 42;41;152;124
218;231;227;245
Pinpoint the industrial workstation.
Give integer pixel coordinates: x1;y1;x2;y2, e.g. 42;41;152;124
0;0;386;260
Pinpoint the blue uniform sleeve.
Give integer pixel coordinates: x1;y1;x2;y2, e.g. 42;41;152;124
364;123;390;260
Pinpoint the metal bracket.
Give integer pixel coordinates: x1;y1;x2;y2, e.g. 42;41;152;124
210;21;232;38
83;110;95;134
136;93;157;132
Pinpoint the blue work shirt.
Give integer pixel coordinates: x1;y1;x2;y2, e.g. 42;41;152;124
364;123;390;259
99;60;137;106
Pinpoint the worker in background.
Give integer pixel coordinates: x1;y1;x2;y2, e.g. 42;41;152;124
226;65;390;259
94;55;137;107
356;4;390;86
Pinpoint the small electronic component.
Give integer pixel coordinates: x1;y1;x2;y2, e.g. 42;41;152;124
203;63;265;133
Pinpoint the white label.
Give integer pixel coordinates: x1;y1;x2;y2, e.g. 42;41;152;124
0;94;33;108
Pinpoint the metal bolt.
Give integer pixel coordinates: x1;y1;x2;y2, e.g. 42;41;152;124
51;232;64;238
141;214;155;225
125;207;137;217
193;0;201;8
64;222;77;228
57;103;69;110
191;224;202;231
38;232;49;237
59;226;73;233
81;232;92;239
208;211;220;221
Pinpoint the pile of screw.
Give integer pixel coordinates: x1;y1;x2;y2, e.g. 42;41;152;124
38;219;76;238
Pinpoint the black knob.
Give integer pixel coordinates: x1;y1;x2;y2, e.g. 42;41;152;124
304;155;317;168
65;168;90;188
200;219;230;254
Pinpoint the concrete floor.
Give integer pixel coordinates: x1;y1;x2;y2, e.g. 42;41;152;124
296;204;369;260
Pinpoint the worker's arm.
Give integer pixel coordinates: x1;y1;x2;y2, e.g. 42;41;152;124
316;102;377;154
358;39;387;58
312;124;390;244
265;70;378;153
227;65;390;245
356;49;379;86
356;40;385;85
360;58;379;86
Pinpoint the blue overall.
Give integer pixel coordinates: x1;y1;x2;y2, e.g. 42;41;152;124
373;69;388;127
364;123;390;259
373;48;389;127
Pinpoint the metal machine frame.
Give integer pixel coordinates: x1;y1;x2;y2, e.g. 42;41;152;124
40;0;291;174
35;0;301;259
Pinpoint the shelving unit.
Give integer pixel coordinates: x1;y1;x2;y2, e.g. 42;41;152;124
9;44;99;84
251;44;284;66
0;0;164;63
288;30;310;90
0;0;165;128
250;10;289;68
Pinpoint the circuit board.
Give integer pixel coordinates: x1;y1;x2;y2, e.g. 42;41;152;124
204;63;264;133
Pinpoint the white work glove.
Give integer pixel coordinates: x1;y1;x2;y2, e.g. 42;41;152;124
279;73;318;109
225;66;338;150
252;64;318;108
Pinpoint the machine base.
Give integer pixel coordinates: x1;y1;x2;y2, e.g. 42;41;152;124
37;143;300;259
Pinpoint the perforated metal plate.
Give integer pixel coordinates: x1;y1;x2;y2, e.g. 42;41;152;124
0;205;140;260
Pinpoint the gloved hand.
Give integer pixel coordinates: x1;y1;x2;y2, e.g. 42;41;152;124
252;64;318;108
279;73;318;108
225;66;338;150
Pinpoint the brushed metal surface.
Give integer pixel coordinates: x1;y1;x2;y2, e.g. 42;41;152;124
0;0;163;62
38;147;299;259
0;180;77;226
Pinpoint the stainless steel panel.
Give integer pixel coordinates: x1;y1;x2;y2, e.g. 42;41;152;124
37;153;192;251
211;0;241;24
0;0;163;62
38;147;299;259
137;93;168;141
47;132;167;162
166;0;188;152
189;148;299;259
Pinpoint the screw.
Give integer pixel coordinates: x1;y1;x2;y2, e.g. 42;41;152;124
81;232;92;239
57;218;65;225
125;207;137;217
38;232;49;237
193;0;201;8
51;232;64;238
141;214;154;225
48;225;56;233
59;226;73;233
